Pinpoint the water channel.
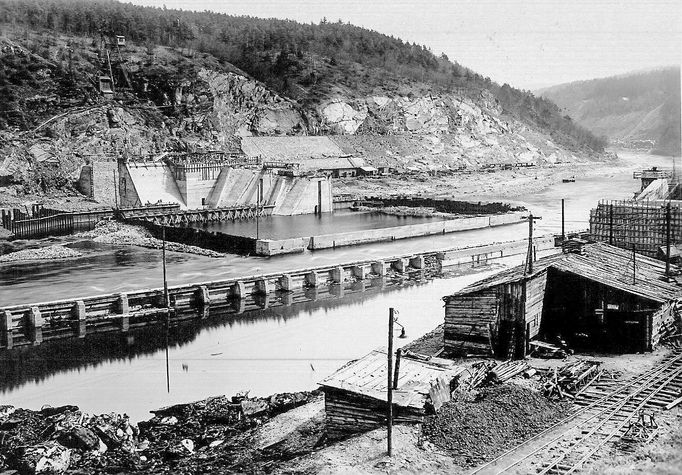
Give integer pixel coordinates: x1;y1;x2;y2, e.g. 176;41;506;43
0;151;676;420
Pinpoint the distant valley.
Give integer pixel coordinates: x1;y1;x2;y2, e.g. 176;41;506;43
538;67;681;155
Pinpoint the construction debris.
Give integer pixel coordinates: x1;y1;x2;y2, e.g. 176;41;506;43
542;359;602;400
462;359;530;390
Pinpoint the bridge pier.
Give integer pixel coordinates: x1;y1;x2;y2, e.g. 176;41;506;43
332;267;344;284
232;281;246;299
352;265;368;280
117;293;129;314
196;285;211;308
306;271;320;287
409;255;425;269
27;307;43;345
255;279;275;295
392;258;408;273
372;261;386;276
1;310;13;349
279;274;295;292
73;300;87;338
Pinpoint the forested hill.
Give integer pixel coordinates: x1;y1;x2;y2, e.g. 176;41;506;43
538;68;681;155
0;0;606;153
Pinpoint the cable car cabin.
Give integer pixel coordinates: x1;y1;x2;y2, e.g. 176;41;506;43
443;242;682;358
99;76;114;97
116;36;126;47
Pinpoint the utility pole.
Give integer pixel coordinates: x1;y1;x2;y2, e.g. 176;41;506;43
666;202;671;279
632;243;637;285
162;224;170;393
525;214;542;275
387;307;395;457
561;199;565;242
609;203;614;245
256;180;262;240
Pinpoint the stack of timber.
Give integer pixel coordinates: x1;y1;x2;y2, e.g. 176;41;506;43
542;359;602;400
320;348;466;439
486;360;530;384
444;289;497;356
462;361;497;390
651;303;682;347
463;360;530;390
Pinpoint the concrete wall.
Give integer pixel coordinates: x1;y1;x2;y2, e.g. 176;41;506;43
120;161;332;216
308;212;525;250
256;237;307;256
119;162;185;208
77;162;117;206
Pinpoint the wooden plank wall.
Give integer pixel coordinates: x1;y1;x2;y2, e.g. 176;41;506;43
444;289;498;355
525;272;548;341
650;302;680;348
324;388;425;440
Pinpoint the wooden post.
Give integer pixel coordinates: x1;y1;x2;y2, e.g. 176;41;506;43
561;199;565;241
1;310;13;349
162;225;169;308
387;307;394;457
256;181;260;240
666;202;671;278
525;214;541;274
393;349;401;390
609;203;614;245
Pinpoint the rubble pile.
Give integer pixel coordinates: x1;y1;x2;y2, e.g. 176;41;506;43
421;384;571;467
0;391;319;474
0;244;82;263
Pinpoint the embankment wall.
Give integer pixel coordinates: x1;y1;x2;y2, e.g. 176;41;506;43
307;212;525;251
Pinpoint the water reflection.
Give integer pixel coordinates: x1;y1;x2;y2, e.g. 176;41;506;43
0;268;494;420
0;273;428;394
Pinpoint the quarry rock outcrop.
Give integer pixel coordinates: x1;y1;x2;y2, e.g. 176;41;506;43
198;69;308;137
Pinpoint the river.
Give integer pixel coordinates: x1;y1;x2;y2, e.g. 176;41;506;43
0;151;676;420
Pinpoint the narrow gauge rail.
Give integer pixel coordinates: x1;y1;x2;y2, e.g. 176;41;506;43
470;350;682;474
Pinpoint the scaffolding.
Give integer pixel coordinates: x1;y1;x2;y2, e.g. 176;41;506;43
589;199;682;257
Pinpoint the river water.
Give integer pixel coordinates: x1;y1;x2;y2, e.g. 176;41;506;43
192;209;446;239
0;151;676;420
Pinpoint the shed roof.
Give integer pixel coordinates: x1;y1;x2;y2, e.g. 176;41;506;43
447;242;682;304
319;348;465;409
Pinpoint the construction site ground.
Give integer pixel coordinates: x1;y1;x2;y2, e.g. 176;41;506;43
1;348;678;474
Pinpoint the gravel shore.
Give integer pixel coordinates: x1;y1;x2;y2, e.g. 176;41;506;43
0;244;82;263
80;221;225;258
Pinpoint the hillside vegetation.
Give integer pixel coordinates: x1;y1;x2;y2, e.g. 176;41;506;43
538;68;680;155
0;0;606;153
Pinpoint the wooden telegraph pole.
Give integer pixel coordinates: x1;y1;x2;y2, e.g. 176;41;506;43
525;213;542;275
387;307;395;457
162;224;170;393
666;202;671;279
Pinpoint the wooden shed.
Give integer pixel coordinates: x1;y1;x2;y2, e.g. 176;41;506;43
320;348;466;439
444;242;682;358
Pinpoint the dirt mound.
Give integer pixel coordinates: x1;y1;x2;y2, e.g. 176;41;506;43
422;384;570;467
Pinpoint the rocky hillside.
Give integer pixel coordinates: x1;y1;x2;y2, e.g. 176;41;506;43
0;0;609;202
538;67;681;155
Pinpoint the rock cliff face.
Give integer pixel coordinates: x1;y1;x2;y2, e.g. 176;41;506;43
0;35;599;202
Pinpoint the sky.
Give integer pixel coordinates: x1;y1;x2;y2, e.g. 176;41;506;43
127;0;681;90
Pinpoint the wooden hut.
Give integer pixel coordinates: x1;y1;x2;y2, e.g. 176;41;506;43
320;348;466;439
444;242;682;358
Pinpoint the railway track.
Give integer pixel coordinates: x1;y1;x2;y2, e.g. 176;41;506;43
470;350;682;474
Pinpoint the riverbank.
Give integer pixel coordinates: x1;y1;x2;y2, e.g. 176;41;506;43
4;353;676;475
336;159;621;201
